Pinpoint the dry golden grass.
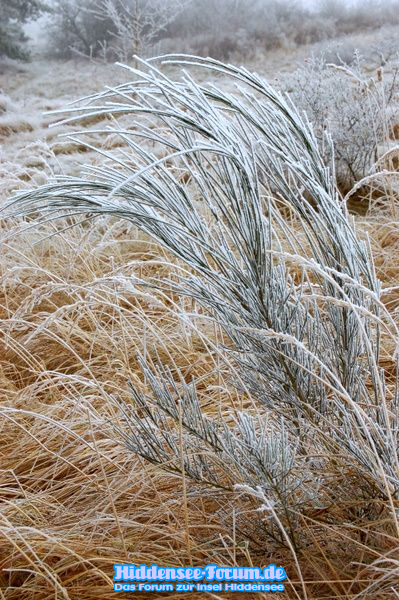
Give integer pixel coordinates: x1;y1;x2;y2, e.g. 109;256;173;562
1;216;287;599
0;118;34;138
0;220;231;599
0;200;398;600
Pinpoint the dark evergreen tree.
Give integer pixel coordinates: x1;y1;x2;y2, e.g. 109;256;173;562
0;0;45;59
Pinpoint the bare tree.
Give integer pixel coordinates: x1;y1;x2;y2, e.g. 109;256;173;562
97;0;189;62
47;0;115;59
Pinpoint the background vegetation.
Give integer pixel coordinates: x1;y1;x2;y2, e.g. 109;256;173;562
2;0;399;61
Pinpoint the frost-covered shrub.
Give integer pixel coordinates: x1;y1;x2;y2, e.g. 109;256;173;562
285;55;399;190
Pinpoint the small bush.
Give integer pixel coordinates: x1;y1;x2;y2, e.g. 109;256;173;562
285;55;399;191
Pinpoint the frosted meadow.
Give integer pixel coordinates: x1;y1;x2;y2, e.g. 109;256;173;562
1;2;399;599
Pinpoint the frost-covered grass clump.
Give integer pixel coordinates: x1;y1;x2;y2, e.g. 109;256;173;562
4;56;399;599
